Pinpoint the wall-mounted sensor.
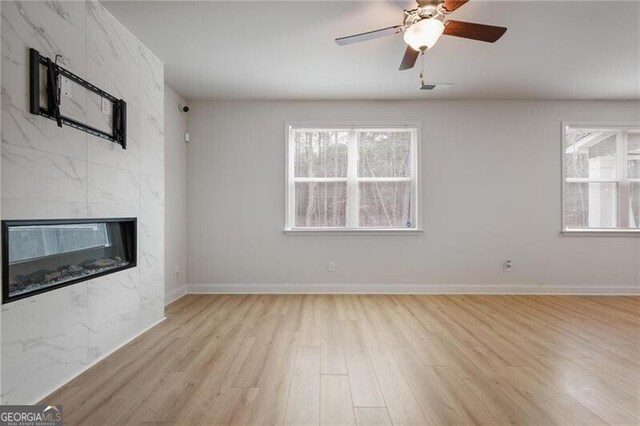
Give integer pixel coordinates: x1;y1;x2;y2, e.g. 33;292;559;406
178;104;190;113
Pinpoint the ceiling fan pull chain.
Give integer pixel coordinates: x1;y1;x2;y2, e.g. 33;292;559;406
419;51;425;86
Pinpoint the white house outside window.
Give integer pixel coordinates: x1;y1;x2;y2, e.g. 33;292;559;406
563;123;640;233
286;124;420;233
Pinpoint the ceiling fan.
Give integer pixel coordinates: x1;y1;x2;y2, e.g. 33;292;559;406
335;0;507;71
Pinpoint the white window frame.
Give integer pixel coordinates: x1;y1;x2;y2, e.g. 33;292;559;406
284;121;423;235
561;121;640;236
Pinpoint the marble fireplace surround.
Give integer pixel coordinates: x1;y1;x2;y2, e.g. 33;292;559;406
1;0;165;404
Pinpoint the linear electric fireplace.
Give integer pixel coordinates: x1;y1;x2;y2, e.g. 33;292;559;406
2;218;136;303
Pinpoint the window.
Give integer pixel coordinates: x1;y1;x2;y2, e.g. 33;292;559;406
286;124;420;232
562;123;640;233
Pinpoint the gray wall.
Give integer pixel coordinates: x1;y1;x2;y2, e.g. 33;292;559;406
1;0;164;403
164;84;187;303
187;100;640;293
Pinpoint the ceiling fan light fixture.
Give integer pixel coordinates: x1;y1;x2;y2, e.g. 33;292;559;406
403;18;445;51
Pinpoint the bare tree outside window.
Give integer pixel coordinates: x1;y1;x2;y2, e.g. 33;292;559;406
358;131;412;227
293;130;348;227
288;125;418;230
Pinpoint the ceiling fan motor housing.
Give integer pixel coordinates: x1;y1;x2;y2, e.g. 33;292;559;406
404;5;439;27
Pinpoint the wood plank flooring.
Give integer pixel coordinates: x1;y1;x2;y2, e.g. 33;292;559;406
43;295;640;425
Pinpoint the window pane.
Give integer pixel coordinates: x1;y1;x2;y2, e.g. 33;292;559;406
628;159;640;179
631;182;640;228
628;134;640;179
359;181;412;228
294;130;348;178
564;129;617;179
295;182;346;227
358;130;411;177
628;133;640;153
565;182;618;228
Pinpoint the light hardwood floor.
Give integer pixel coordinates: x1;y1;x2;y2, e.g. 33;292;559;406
43;295;640;425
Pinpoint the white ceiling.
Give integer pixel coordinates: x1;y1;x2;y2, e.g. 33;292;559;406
102;0;640;101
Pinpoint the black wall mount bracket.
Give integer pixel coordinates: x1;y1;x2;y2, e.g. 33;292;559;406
29;48;127;149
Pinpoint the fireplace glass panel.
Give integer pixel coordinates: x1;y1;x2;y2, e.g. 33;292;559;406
3;219;136;302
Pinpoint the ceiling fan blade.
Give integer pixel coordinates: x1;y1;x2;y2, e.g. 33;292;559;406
443;20;507;43
335;25;403;46
399;46;420;70
442;0;469;13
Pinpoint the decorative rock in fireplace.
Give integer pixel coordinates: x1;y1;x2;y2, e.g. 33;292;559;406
2;218;136;303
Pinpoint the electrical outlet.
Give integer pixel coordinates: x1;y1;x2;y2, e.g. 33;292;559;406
504;260;512;272
328;262;335;272
175;265;180;277
101;97;110;114
61;77;72;98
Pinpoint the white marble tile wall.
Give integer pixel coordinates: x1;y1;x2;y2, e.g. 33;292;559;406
2;283;88;405
1;0;164;404
86;269;139;362
2;143;87;204
87;162;140;205
1;0;86;159
138;42;165;329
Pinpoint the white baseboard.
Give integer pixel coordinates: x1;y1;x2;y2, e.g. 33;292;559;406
165;285;187;305
34;317;166;404
187;283;640;296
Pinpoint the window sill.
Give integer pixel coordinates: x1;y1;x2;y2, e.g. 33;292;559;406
284;228;424;236
561;229;640;237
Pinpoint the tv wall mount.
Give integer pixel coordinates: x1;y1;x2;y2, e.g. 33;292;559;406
29;48;127;149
